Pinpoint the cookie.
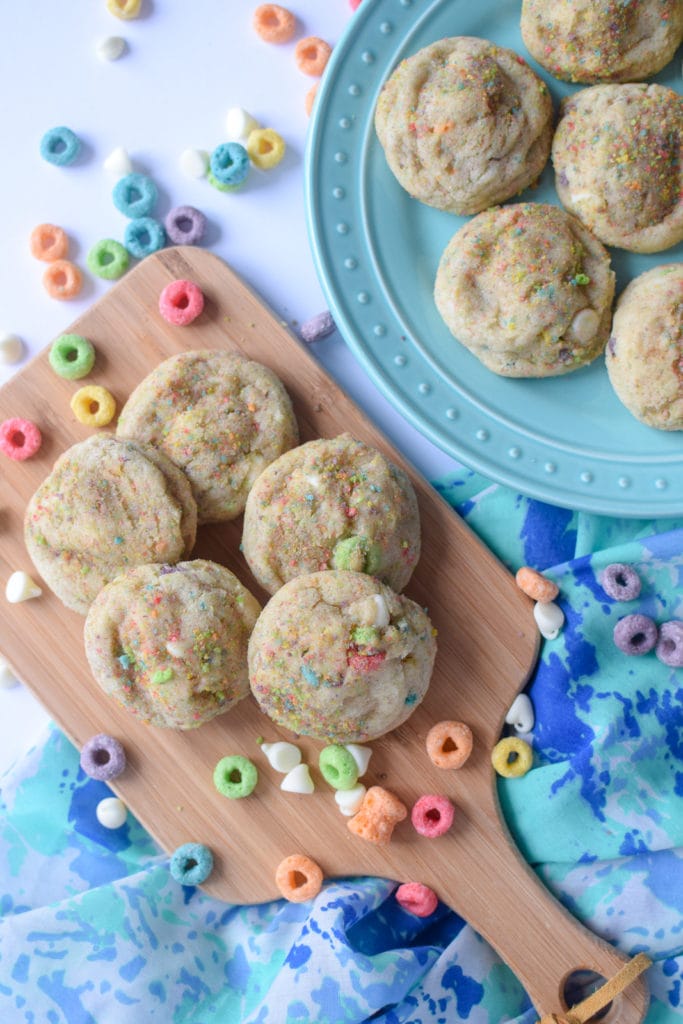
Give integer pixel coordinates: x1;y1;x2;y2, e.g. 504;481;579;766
374;36;553;215
242;434;421;595
434;202;615;377
117;349;299;523
606;264;683;430
521;0;683;84
84;560;261;728
553;84;683;253
24;435;197;615
248;570;436;742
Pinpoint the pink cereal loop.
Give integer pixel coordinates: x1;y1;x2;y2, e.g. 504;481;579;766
515;566;559;604
0;418;42;461
425;720;473;770
411;794;455;838
347;785;407;846
253;4;297;44
275;853;323;902
395;882;438;917
158;279;205;326
294;36;332;77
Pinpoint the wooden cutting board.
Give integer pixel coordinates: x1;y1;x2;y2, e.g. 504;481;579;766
0;246;648;1023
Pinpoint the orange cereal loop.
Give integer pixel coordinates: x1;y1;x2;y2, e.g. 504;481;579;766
347;786;407;846
295;36;332;77
275;853;323;903
253;4;296;44
42;259;82;300
425;721;473;770
30;223;68;262
305;82;318;117
515;566;559;604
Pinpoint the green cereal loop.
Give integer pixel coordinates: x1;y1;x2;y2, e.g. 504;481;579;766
332;535;384;575
48;333;95;380
87;238;130;280
213;755;258;798
319;744;359;791
207;169;241;193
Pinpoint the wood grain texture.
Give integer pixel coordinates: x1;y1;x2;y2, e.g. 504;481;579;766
0;247;648;1022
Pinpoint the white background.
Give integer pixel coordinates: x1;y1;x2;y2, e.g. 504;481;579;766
0;0;455;774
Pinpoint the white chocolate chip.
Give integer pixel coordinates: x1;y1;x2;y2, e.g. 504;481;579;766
179;147;209;179
96;36;127;61
0;332;24;366
304;474;321;489
369;594;390;628
103;146;133;176
570;191;596;206
280;763;314;794
5;571;42;604
166;639;189;658
349;594;391;628
570;308;600;344
96;797;127;829
344;743;372;777
335;783;367;816
225;106;260;141
504;693;535;734
261;741;302;773
0;655;20;689
533;600;565;640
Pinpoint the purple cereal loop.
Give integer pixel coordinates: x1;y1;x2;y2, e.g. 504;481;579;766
300;310;336;343
613;614;658;656
80;733;126;781
600;563;642;602
655;620;683;667
164;205;206;246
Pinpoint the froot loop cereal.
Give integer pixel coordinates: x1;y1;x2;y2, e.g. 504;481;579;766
411;794;455;838
318;744;359;791
40;126;81;167
246;128;286;170
106;0;142;20
43;260;82;300
656;621;683;667
112;172;158;218
30;223;68;262
515;566;559;604
210;142;251;188
425;720;473;770
79;733;126;782
613;613;658;656
70;385;117;428
165;205;207;246
213;755;258;798
275;853;323;903
158;278;205;326
253;4;297;44
87;239;130;280
169;842;214;886
395;882;438;918
294;36;332;77
49;334;95;380
300;310;336;343
0;417;42;461
5;571;42;604
96;797;127;829
491;736;533;778
124;216;166;258
347;786;407;845
600;563;642;602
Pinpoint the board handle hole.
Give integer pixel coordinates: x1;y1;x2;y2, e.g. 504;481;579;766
562;969;612;1021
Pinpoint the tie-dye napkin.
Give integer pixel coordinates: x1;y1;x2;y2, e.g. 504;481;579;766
1;468;682;1024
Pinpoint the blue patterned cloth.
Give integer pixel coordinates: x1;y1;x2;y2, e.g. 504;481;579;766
1;468;683;1023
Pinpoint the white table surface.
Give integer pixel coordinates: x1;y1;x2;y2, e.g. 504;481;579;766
0;0;457;775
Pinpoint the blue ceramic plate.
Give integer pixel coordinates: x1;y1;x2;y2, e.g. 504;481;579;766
305;0;683;516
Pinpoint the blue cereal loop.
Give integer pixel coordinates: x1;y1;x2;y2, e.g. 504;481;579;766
124;216;166;258
40;126;81;167
209;142;250;187
112;172;158;217
170;842;214;886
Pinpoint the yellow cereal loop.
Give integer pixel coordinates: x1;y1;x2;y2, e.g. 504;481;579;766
107;0;142;18
71;385;117;427
491;736;533;778
247;128;286;170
